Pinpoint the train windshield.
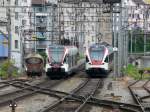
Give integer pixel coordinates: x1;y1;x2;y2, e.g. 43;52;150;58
90;46;105;60
49;48;64;63
26;58;42;64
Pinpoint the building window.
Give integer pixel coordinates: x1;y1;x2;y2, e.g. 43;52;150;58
15;40;18;49
22;20;26;26
132;14;134;18
38;7;43;12
137;14;140;19
92;25;94;31
15;12;18;20
15;0;18;5
92;36;94;42
15;26;19;34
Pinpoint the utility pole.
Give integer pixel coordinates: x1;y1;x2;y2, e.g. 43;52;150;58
117;2;123;77
144;6;149;56
6;2;11;59
113;6;118;77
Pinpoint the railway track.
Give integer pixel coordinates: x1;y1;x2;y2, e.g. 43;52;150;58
0;79;64;107
39;78;103;112
38;77;144;112
0;79;30;91
0;77;147;112
128;79;150;112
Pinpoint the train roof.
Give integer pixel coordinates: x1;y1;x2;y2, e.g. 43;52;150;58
89;42;110;48
25;53;43;60
47;45;78;56
88;42;114;55
48;45;77;49
48;45;64;49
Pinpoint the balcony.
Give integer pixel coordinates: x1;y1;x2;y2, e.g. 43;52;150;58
36;13;49;16
36;22;47;27
36;44;47;50
36;32;46;40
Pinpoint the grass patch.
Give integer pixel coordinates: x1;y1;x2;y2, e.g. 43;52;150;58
122;64;141;80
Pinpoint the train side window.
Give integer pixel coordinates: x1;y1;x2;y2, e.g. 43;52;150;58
86;56;89;62
105;56;109;63
64;57;66;63
64;55;69;63
68;55;71;67
47;58;50;63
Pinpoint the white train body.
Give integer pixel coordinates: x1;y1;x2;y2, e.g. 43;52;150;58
45;45;78;78
85;43;114;75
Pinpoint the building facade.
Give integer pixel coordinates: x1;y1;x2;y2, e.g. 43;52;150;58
58;1;112;52
25;0;58;54
0;0;9;59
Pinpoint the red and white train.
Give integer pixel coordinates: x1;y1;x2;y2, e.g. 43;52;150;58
45;45;79;78
85;42;114;76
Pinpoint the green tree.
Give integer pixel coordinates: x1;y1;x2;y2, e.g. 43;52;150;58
129;29;150;53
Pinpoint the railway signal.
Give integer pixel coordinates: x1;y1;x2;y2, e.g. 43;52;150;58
9;100;17;112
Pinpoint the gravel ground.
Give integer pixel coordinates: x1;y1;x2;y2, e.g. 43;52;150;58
52;77;85;92
0;76;47;96
97;77;134;103
0;93;57;112
0;86;19;95
0;76;84;112
1;73;144;112
90;76;135;112
90;106;112;112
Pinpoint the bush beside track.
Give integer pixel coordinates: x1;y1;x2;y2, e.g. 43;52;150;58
0;60;19;79
123;64;150;79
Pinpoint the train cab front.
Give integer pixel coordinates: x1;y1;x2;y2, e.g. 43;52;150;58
45;45;68;78
46;62;66;78
85;45;109;76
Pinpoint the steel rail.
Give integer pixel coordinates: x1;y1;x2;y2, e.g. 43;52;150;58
128;80;149;112
6;80;142;112
90;97;142;112
140;80;150;100
143;80;150;93
9;81;65;98
74;79;102;112
0;79;30;90
0;79;144;111
39;78;91;112
0;79;28;84
0;81;20;89
0;80;63;107
39;78;143;112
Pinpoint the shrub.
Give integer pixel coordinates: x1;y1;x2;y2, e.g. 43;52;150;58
0;60;18;79
122;64;141;79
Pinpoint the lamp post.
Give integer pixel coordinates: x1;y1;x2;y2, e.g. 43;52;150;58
6;3;11;59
